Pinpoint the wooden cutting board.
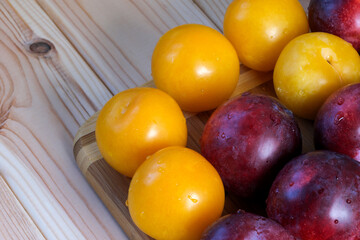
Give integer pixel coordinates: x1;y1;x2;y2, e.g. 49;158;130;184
73;69;315;239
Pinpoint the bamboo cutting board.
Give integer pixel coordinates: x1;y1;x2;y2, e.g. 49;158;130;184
73;77;315;240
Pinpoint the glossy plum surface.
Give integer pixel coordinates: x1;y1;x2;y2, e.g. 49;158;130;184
314;83;360;161
201;210;295;240
308;0;360;51
200;93;302;198
267;151;360;240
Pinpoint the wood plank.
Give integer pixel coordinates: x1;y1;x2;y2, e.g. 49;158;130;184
0;0;127;239
299;0;311;13
36;0;218;95
0;175;45;240
194;0;231;30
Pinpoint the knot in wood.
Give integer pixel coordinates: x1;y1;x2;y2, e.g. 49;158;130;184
27;39;54;56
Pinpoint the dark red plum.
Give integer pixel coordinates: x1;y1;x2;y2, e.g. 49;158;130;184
314;83;360;161
201;210;295;240
308;0;360;51
266;151;360;240
200;93;302;198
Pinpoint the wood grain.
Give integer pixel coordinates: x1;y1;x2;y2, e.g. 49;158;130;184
0;0;126;239
194;0;231;30
0;175;45;240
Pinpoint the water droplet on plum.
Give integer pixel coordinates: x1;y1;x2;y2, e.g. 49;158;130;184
347;199;352;204
289;182;294;187
221;133;226;139
334;219;339;224
334;112;345;125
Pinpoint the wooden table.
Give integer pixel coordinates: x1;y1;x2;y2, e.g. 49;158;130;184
0;0;310;239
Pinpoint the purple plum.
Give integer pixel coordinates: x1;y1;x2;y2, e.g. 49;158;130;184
266;151;360;240
201;210;295;240
200;93;302;198
308;0;360;52
314;83;360;161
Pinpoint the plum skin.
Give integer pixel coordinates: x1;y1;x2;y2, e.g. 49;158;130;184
266;151;360;240
201;210;295;240
314;83;360;161
308;0;360;51
200;93;302;198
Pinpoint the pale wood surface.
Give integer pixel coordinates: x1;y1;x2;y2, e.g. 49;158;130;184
0;175;45;240
0;0;122;239
0;0;312;239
